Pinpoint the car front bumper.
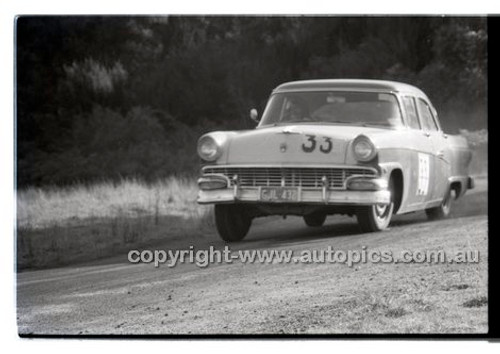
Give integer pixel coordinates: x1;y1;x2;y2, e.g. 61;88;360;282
197;187;390;205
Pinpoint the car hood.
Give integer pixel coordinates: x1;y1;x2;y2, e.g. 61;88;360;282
220;124;392;165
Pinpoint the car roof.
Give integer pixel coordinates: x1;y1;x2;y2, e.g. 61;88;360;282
274;79;427;97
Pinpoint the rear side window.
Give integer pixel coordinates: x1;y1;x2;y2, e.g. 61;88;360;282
402;96;420;130
417;99;439;131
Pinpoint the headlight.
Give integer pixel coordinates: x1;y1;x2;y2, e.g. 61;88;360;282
353;135;377;162
197;135;222;161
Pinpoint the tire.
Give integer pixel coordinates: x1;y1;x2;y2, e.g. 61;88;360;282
214;204;252;242
356;178;394;233
426;187;452;220
303;213;327;227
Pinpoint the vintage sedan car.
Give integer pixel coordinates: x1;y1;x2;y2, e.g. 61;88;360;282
197;79;474;242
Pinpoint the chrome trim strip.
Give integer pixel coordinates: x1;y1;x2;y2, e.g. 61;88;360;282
202;164;378;174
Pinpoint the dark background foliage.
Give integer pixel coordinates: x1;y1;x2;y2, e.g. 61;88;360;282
15;16;487;187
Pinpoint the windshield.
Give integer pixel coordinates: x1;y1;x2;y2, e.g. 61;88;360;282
259;91;403;128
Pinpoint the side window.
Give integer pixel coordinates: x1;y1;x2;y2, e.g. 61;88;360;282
417;99;439;132
403;96;420;130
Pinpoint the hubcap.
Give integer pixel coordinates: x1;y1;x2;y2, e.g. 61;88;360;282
374;202;392;223
375;204;388;217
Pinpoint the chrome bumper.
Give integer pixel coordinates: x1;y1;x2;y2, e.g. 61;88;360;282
197;187;390;205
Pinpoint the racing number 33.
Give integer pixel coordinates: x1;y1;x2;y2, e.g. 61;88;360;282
302;135;332;153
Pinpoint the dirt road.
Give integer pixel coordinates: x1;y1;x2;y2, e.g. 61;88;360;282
17;178;488;335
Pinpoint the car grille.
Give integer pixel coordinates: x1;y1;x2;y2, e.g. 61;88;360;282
202;166;376;189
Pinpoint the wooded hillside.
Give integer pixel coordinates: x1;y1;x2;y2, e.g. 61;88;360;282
16;16;487;186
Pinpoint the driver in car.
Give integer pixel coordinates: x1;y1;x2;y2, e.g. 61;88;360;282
286;98;311;122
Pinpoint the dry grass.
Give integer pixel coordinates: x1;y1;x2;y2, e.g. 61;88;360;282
16;177;215;269
17;176;210;229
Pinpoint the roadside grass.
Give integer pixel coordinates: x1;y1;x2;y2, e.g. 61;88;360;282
17;176;210;229
16;177;215;269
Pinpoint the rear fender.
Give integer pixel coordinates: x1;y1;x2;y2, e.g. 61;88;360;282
448;176;471;199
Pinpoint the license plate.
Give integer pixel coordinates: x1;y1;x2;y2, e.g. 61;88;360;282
260;187;298;202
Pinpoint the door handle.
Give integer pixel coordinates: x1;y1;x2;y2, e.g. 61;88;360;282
437;150;445;159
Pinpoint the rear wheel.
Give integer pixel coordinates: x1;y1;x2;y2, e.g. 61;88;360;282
303;213;327;227
426;187;452;220
214;204;252;242
356;178;394;233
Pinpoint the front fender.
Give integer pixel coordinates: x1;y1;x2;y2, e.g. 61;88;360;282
378;161;408;214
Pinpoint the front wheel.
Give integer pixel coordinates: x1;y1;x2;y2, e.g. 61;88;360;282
214;204;252;242
426;188;452;220
356;203;394;232
356;178;394;233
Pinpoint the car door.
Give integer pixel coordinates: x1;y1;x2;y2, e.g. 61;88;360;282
401;96;435;207
415;97;449;203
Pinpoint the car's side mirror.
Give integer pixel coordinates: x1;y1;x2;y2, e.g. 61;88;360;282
250;108;259;123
